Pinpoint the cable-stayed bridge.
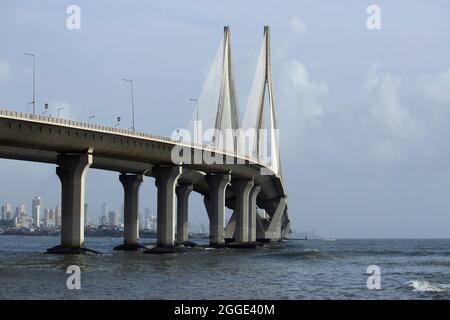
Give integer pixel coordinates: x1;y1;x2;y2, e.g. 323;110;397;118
0;26;290;253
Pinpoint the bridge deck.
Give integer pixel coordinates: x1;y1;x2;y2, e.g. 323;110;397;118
0;109;289;234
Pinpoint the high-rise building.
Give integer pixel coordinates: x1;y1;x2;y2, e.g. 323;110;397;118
55;205;61;228
2;203;13;220
99;215;107;226
84;203;88;226
142;208;157;230
49;208;56;225
101;202;108;218
43;208;50;228
108;210;120;227
32;197;41;227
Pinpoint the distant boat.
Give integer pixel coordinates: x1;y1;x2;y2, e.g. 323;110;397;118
323;238;337;241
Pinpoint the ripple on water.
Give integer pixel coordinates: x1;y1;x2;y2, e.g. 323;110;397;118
257;248;327;261
0;236;449;299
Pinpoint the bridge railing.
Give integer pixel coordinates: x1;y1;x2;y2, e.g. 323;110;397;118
0;108;176;142
0;108;275;174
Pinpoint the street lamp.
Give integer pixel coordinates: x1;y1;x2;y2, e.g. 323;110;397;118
57;107;64;118
190;98;199;123
42;103;48;115
123;78;135;131
88;115;95;124
25;52;35;114
190;98;200;145
115;116;121;127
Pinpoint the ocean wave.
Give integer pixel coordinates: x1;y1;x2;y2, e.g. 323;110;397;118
322;249;450;257
258;248;326;260
406;280;450;293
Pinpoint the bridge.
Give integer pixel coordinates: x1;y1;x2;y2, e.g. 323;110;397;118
0;26;290;253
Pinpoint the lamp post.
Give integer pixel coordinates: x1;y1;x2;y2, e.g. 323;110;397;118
42;103;48;115
123;78;135;131
57;107;64;118
88;115;95;124
190;98;199;145
25;53;35;114
190;98;199;123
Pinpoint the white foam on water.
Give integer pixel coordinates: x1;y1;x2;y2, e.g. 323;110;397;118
406;280;450;293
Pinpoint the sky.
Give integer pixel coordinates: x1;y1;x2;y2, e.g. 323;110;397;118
0;0;449;238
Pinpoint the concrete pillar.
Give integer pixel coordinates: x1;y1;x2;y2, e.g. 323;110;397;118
264;197;287;241
176;183;193;244
225;211;236;240
115;173;143;250
56;151;92;249
153;166;182;247
232;178;254;243
248;185;261;242
204;173;230;246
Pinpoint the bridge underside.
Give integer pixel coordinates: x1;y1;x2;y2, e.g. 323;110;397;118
0;113;290;251
0;26;291;252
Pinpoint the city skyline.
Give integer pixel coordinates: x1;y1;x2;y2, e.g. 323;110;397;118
0;1;448;303
0;1;449;238
0;195;210;234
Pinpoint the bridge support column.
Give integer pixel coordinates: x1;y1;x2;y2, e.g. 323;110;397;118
176;183;193;246
204;173;230;247
248;185;261;242
47;149;93;254
114;173;144;250
232;178;254;244
225;211;236;240
262;197;287;241
153;166;182;248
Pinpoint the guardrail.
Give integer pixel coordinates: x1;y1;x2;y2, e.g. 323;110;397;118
0;108;276;174
0;108;175;143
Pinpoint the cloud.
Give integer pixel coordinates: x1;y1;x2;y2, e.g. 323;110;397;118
281;60;328;124
0;58;11;81
279;62;450;163
351;64;450;162
289;16;306;36
363;64;422;141
417;68;450;104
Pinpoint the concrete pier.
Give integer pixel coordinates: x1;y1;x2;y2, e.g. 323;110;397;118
47;149;93;254
248;185;261;242
114;173;144;250
263;196;287;240
0;27;290;252
153;166;182;247
204;173;230;247
232;178;254;243
176;183;193;245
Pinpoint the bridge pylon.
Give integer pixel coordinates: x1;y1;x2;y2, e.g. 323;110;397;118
241;26;282;177
212;26;241;153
